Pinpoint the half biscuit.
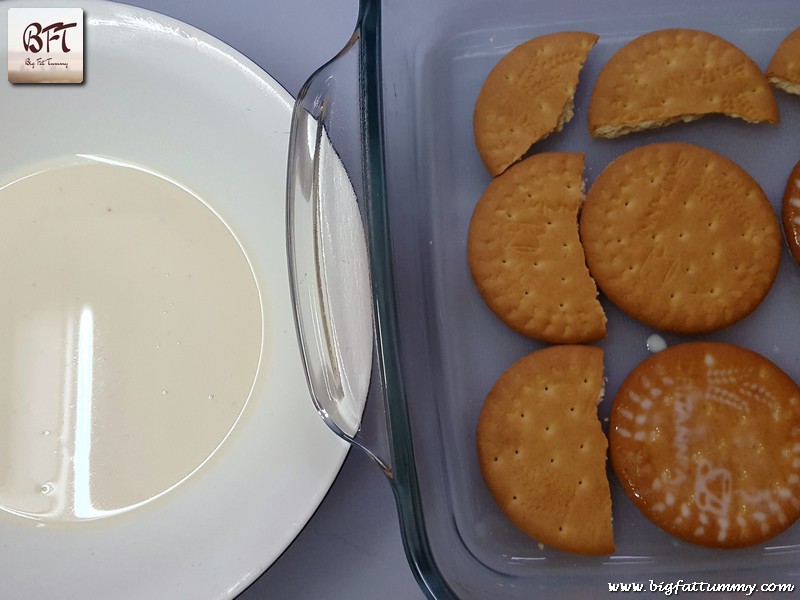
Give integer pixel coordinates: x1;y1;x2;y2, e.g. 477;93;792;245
589;29;779;138
474;31;598;176
468;152;606;344
477;345;614;555
767;27;800;96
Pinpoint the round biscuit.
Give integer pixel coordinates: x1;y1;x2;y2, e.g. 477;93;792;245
782;161;800;267
589;29;779;138
580;142;781;334
474;31;598;176
468;152;606;344
610;342;800;548
767;27;800;95
477;345;614;555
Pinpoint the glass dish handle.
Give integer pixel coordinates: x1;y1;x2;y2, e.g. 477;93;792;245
289;11;459;599
287;32;392;474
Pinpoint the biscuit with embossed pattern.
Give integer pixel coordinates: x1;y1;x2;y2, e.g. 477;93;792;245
768;27;800;96
610;342;800;548
580;142;781;334
589;29;779;138
468;152;606;343
477;345;614;555
474;31;598;176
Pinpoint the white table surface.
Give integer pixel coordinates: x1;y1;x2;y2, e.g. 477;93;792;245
120;1;427;598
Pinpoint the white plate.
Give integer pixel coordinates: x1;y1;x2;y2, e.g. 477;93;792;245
0;1;348;598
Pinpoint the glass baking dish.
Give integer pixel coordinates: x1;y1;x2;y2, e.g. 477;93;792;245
288;0;800;597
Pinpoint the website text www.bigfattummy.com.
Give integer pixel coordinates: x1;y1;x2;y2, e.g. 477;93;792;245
608;580;796;595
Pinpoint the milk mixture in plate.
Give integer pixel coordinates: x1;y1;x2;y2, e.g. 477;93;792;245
0;156;263;521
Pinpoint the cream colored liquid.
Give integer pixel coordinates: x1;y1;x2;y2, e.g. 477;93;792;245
0;157;262;521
